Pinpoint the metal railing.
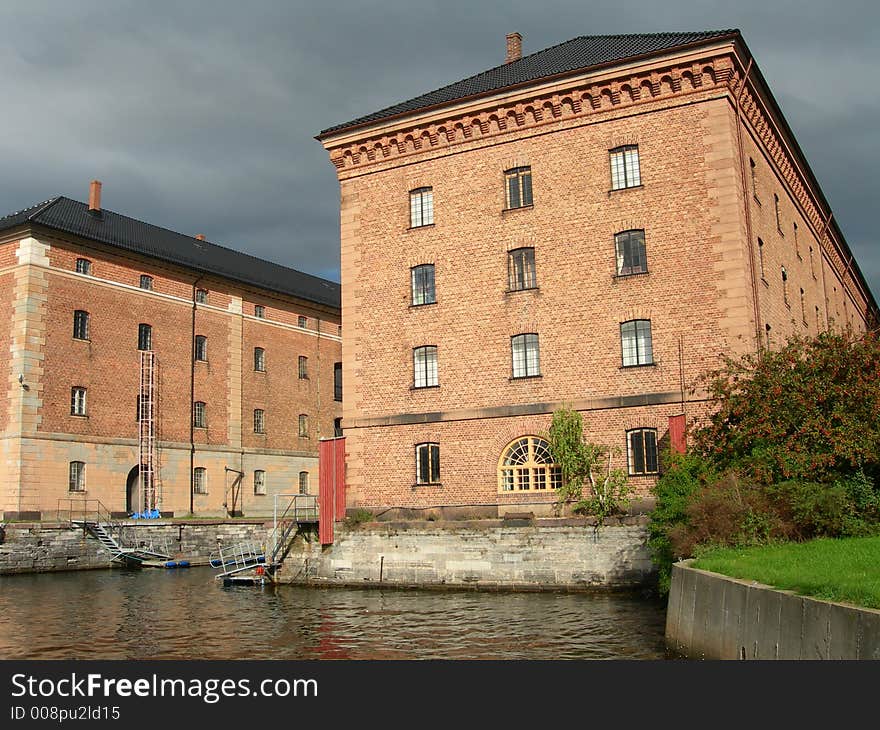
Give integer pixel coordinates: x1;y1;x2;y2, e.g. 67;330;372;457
268;494;319;562
56;497;116;526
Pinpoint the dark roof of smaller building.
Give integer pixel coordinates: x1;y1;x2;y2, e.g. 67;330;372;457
0;196;340;309
319;29;739;136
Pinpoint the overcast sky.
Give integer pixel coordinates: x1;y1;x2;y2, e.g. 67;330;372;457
0;1;876;295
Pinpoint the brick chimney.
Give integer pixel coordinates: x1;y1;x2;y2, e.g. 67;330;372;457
88;179;102;212
505;32;522;63
195;234;206;240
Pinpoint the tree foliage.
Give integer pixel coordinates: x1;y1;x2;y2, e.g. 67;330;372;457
694;329;880;484
547;408;632;525
648;330;880;593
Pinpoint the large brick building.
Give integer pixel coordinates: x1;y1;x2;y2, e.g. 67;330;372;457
318;29;878;516
0;182;342;519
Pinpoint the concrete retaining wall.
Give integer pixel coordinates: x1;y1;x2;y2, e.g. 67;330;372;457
665;561;880;659
0;521;270;574
275;517;654;590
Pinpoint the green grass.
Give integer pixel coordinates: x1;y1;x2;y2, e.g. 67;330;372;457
692;536;880;610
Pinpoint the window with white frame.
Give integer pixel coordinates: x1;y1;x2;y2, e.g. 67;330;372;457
511;333;540;378
70;387;87;416
415;442;440;484
609;145;641;190
193;467;207;494
254;409;265;434
615;230;648;276
298;355;309;379
73;310;90;340
411;263;436;305
255;305;265;319
195;289;208;304
504;166;533;209
75;258;92;275
409;187;434;228
498;436;561;492
298;315;308;328
193;401;206;428
620;320;653;366
254;470;266;495
508;248;536;291
298;471;309;495
413;346;438;388
627;428;658;475
69;461;86;491
139;275;153;290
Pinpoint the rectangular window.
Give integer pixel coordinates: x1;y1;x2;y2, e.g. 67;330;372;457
411;264;436;305
511;333;540;378
195;289;208;304
298;414;309;438
334;362;342;402
194;335;207;361
615;230;647;276
609;145;641;190
415;443;440;484
409;187;434;228
254;470;266;495
69;461;86;491
298;471;309;495
139;275;153;290
254;347;265;372
809;246;816;278
413;346;438;388
298;355;309;379
75;258;92;275
774;194;782;231
749;158;759;201
73;310;90;340
620;320;653;367
138;323;152;351
70;387;87;416
254;409;265;434
627;429;658;475
334;417;343;437
255;305;265;319
193;467;207;494
298;315;308;328
758;238;765;279
505;166;533;209
193;401;206;428
508;248;536;291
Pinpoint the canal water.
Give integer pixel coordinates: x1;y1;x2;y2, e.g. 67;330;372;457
0;568;668;659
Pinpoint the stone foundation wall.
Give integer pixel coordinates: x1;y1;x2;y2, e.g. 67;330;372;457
275;517;654;590
0;521;270;574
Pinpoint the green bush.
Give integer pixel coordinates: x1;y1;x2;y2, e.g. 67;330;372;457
647;451;718;594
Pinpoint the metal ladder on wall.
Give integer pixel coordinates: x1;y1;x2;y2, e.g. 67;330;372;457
137;350;160;517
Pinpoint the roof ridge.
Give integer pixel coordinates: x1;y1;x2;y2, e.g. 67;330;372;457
0;196;59;224
27;196;62;221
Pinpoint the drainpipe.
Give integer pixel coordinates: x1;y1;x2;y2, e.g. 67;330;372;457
190;275;203;515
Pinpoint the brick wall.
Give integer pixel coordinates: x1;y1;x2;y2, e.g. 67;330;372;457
1;232;341;518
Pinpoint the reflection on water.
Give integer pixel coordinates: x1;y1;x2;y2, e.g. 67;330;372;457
0;568;668;659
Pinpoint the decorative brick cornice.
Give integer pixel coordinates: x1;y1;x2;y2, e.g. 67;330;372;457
727;63;873;319
326;55;734;173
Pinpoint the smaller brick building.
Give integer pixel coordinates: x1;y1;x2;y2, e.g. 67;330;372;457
0;182;342;519
318;29;878;517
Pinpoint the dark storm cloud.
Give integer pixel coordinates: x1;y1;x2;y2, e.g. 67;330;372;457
0;1;877;293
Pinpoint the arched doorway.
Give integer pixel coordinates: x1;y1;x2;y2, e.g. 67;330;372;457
126;466;141;514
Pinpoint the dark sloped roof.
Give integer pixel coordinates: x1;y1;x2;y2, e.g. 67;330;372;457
319;30;739;137
0;196;340;309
